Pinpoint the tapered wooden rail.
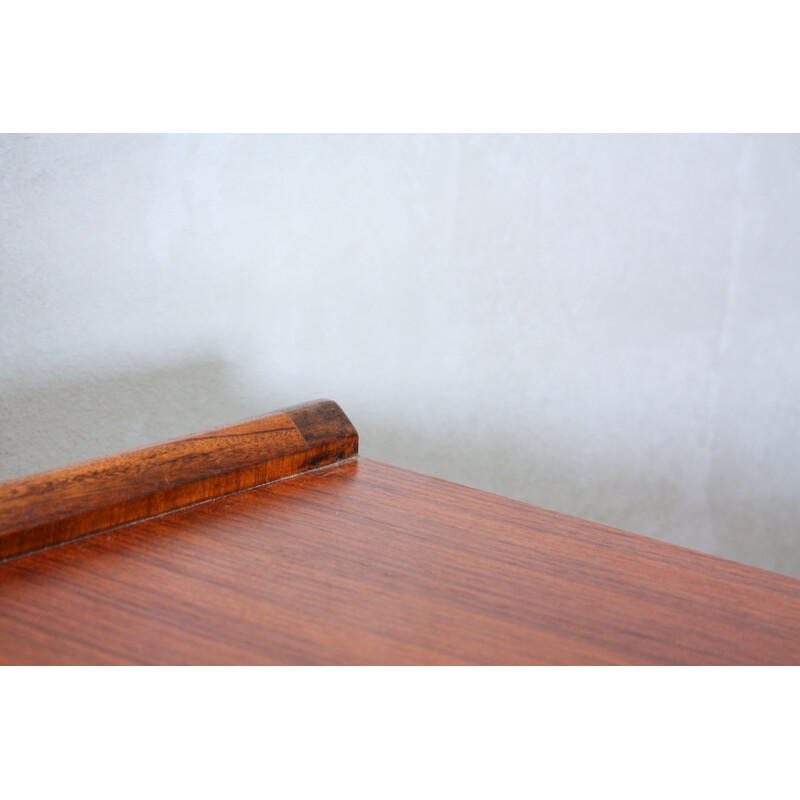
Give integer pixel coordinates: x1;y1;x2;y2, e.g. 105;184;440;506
0;399;357;561
1;399;799;664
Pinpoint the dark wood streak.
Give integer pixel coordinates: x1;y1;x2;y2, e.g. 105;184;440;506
0;399;358;562
0;456;798;665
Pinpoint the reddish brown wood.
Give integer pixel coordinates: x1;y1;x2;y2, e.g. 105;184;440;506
0;399;357;562
0;456;798;665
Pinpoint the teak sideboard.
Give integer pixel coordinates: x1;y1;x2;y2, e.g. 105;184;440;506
1;399;798;665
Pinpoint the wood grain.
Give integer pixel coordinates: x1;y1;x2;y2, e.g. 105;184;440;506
1;456;798;665
0;399;357;562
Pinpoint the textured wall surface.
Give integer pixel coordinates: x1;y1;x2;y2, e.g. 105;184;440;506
1;134;799;577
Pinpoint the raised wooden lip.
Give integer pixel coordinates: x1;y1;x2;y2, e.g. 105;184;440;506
0;399;358;562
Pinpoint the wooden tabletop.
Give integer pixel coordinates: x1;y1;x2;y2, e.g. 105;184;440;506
1;401;798;665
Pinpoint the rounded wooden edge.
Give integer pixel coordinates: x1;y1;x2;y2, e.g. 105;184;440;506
0;399;358;561
282;398;359;446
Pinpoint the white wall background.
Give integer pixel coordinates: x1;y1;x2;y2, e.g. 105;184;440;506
1;134;799;577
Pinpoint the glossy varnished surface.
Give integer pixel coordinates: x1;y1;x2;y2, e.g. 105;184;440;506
1;457;798;664
0;399;357;561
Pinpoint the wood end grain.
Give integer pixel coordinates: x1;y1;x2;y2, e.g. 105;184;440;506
0;398;358;562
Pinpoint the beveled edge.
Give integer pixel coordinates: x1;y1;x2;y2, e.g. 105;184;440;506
0;399;358;561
